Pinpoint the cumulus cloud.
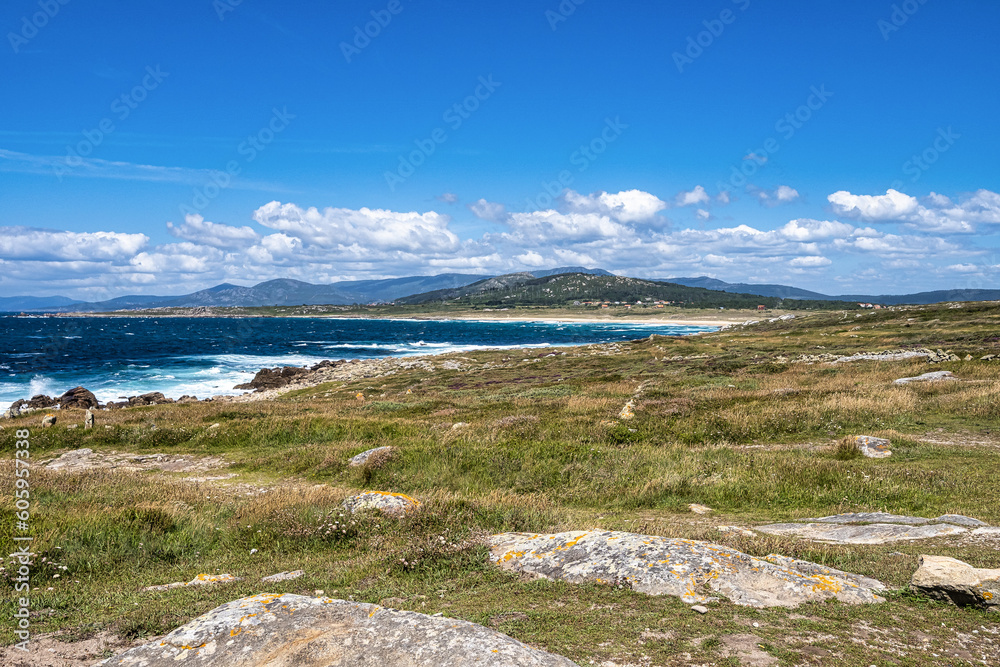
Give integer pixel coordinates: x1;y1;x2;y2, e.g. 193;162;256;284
0;227;148;262
562;189;668;223
753;185;800;207
252;201;460;254
504;210;630;244
828;189;919;221
779;219;854;242
166;214;259;249
675;185;710;207
789;256;832;268
827;188;1000;233
468;198;507;221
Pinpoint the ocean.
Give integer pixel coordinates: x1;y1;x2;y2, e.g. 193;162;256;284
0;315;715;407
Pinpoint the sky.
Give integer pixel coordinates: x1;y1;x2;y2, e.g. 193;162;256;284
1;0;998;299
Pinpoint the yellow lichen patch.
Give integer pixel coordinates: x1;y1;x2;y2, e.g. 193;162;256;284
808;575;843;593
368;606;382;618
368;491;421;505
983;591;994;600
501;550;527;563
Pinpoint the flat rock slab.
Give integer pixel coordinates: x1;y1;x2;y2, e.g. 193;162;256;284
343;491;420;515
911;555;1000;610
489;530;885;608
102;593;578;666
43;448;227;474
894;371;956;385
261;570;304;583
756;522;968;544
805;512;987;527
143;573;241;592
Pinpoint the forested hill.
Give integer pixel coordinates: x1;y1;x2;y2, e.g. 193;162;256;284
396;272;861;310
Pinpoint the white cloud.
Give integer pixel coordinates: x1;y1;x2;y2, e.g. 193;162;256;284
436;192;459;204
828;189;920;220
252;201;460;254
779;219;854;242
716;191;732;205
166;214;259;249
0;227;148;262
754;185;800;207
827;188;997;233
696;209;712;221
504;210;630;244
789;256;832;268
468;198;507;221
562;189;668;223
514;250;546;267
776;185;799;202
675;185;710;207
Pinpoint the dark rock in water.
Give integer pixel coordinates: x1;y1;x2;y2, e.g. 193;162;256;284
102;593;578;666
310;359;344;371
58;386;100;410
13;395;58;411
234;366;309;391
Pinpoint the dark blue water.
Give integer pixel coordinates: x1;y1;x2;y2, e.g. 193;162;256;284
0;315;714;406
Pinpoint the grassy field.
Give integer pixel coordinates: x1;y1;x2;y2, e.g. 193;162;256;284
3;301;1000;665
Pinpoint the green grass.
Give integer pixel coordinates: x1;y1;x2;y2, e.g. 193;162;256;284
3;300;1000;664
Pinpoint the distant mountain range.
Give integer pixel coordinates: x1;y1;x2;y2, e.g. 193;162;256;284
2;268;995;312
5;267;611;312
667;277;1000;305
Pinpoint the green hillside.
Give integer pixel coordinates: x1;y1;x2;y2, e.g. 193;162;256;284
397;272;861;310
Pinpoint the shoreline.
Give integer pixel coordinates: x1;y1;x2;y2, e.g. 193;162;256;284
41;310;740;327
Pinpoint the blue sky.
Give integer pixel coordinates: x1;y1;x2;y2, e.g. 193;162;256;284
1;0;998;299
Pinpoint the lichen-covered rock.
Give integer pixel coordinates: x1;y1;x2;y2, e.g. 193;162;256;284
910;555;1000;610
41;413;57;427
756;522;967;544
490;530;885;608
853;435;891;458
143;573;241;592
101;593;578;666
343;490;420;515
349;446;395;467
